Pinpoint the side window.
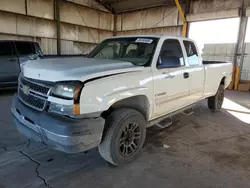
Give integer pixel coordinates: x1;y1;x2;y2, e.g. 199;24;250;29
15;42;35;56
0;42;13;56
183;41;199;66
157;39;185;69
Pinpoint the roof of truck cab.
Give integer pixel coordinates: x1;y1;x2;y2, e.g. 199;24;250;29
109;35;191;40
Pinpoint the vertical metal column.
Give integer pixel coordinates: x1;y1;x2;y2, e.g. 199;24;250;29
234;4;248;90
174;0;187;37
55;0;61;55
114;14;117;36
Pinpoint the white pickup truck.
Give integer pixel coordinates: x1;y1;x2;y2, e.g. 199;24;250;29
12;35;232;166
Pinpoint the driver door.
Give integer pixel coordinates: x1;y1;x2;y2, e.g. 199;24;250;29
153;39;191;118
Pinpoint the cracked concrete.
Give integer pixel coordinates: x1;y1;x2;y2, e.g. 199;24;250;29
1;90;250;188
18;139;52;188
20;150;52;188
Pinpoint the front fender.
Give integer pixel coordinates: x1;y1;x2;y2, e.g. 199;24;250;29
78;71;154;115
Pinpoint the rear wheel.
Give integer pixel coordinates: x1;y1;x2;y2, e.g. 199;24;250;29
98;108;146;166
208;84;224;112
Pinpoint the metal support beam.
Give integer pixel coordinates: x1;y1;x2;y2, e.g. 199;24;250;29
95;0;115;13
174;0;187;37
25;0;28;15
55;0;61;55
114;14;117;36
184;0;191;37
233;3;248;90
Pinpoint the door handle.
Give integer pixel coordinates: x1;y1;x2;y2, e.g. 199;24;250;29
162;73;175;79
183;72;189;79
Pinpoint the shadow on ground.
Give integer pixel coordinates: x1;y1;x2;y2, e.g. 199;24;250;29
1;90;250;188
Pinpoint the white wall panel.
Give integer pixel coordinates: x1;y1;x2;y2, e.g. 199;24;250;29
0;12;56;38
0;0;25;14
117;26;181;36
66;0;109;12
61;23;113;43
41;38;57;55
117;7;179;31
99;31;113;42
78;26;99;43
202;43;236;62
61;40;74;54
241;43;250;80
17;15;56;38
187;9;240;22
0;12;17;34
27;0;54;20
61;40;96;54
60;1;113;30
247;7;250;16
190;0;242;14
0;34;33;41
73;42;96;54
100;12;114;31
61;23;79;41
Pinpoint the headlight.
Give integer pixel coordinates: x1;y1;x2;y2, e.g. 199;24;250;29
49;83;82;115
51;83;82;100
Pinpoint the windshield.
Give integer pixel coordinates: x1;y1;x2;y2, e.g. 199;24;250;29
88;37;159;66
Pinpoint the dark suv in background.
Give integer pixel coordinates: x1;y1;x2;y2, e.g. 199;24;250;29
0;41;43;89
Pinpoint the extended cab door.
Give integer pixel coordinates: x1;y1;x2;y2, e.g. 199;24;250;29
182;40;205;103
152;39;191;118
0;41;20;86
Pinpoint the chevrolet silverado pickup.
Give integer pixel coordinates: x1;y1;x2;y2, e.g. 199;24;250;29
11;35;232;166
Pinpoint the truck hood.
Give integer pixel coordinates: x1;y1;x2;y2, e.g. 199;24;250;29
23;57;144;82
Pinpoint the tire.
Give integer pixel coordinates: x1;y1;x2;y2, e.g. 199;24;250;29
208;84;224;112
98;108;146;166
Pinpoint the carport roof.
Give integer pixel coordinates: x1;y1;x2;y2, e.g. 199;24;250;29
95;0;186;13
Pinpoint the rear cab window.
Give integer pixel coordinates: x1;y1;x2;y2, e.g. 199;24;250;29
15;41;35;56
183;40;200;66
0;41;13;56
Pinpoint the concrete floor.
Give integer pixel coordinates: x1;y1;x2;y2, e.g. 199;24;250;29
1;90;250;188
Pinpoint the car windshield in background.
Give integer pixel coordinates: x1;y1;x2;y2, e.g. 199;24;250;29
88;37;159;66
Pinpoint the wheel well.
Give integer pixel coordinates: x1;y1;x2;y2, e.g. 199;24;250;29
101;95;150;120
220;77;226;85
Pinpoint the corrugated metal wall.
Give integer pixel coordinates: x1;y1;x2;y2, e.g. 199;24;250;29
116;6;182;36
242;43;250;80
202;43;236;62
0;0;113;55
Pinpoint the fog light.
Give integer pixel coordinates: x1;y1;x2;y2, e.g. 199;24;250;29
48;103;73;115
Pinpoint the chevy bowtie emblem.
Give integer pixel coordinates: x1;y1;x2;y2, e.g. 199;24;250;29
22;85;30;95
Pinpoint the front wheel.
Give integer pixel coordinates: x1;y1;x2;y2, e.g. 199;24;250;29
98;108;146;166
208;84;224;112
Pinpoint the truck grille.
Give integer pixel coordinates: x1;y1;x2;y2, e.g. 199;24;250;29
18;76;51;111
